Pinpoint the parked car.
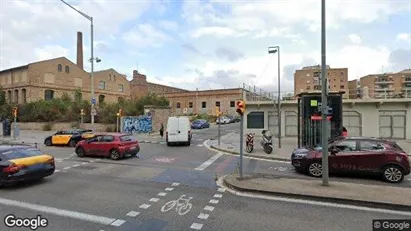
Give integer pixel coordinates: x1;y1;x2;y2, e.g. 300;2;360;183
0;145;55;187
75;133;140;160
291;136;411;183
44;129;95;147
166;116;192;146
216;116;230;124
191;119;210;129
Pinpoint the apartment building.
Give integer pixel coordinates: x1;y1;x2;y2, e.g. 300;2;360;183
294;65;349;98
348;69;411;99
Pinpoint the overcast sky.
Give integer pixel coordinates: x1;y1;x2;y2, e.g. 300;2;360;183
1;0;410;95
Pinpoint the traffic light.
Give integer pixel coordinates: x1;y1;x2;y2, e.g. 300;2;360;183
236;100;245;116
12;107;17;117
80;109;85;116
117;109;123;117
215;106;221;116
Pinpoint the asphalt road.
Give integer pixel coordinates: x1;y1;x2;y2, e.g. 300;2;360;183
1;122;410;231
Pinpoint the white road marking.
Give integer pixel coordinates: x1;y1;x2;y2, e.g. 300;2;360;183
90;160;96;163
216;176;411;216
165;187;174;191
213;194;223;198
172;182;180;186
149;198;160;202
81;162;88;165
110;219;126;227
204;206;214;211
190;223;204;230
197;213;209;220
139;204;151;209
197;144;204;147
209;199;219;204
158;192;167;197
217;188;226;192
56;160;62;163
126;211;140;217
55;170;60;173
73;164;80;167
0;197;123;226
195;152;223;171
63;167;71;170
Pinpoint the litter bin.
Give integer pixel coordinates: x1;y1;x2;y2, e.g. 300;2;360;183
3;119;11;136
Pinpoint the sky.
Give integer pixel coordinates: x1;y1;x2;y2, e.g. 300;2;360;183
0;0;410;95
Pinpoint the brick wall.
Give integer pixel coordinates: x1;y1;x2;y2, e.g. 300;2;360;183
11;122;114;132
144;105;173;133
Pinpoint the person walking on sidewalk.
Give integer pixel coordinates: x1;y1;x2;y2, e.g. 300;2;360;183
159;123;164;139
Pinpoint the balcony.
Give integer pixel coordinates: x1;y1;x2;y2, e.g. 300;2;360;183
375;88;394;92
403;77;411;83
375;76;394;84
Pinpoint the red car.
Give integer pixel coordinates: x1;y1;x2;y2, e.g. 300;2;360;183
75;133;140;160
291;137;411;183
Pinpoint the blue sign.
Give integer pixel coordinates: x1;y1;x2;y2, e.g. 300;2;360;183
91;98;96;105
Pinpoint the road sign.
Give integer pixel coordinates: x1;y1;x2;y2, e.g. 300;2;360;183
91;98;96;105
91;108;97;116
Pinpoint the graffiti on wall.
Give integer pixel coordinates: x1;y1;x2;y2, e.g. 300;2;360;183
121;116;152;133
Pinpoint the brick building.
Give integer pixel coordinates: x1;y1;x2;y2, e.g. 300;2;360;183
294;65;349;98
348;69;411;99
0;32;130;104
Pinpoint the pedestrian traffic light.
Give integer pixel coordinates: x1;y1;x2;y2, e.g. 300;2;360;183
117;109;122;117
12;107;17;117
236;100;245;116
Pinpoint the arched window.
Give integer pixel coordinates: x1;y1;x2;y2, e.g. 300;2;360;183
176;102;181;109
14;89;19;104
65;66;70;73
22;89;27;103
98;95;105;104
58;64;62;72
44;90;54;101
7;90;11;104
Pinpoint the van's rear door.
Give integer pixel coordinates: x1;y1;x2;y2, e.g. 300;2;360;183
177;118;189;142
167;117;179;142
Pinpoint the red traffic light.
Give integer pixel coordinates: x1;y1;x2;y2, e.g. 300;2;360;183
236;100;245;116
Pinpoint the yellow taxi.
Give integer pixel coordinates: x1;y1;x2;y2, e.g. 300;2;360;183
44;129;95;147
0;145;55;187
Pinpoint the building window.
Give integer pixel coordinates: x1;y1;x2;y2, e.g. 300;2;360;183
99;81;105;90
14;89;18;104
340;85;345;89
118;84;124;92
176;102;181;109
247;112;264;129
118;97;124;103
21;89;26;103
98;95;105;104
109;74;112;81
7;90;11;104
189;102;193;108
306;86;310;90
202;101;206;108
44;90;54;101
230;101;235;107
215;101;220;107
58;64;62;72
65;66;70;73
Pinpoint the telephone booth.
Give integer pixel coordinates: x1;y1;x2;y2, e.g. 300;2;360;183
297;91;344;148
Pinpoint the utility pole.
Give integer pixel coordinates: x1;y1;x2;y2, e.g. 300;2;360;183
321;0;329;186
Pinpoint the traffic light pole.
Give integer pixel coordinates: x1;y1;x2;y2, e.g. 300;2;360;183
13;115;17;140
218;114;221;146
239;114;244;178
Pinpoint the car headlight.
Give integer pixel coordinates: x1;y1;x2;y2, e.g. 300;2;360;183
293;153;308;158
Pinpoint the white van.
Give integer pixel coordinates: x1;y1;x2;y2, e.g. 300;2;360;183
166;116;192;146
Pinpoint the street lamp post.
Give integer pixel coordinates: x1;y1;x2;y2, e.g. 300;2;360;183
320;0;329;186
60;0;100;128
268;46;281;148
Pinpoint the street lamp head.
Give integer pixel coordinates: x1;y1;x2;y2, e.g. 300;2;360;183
96;57;101;63
268;46;278;54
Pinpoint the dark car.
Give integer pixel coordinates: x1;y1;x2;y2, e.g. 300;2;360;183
291;136;411;183
0;145;55;187
44;129;95;147
75;133;140;160
191;119;210;129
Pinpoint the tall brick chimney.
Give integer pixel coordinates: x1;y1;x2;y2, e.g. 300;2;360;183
76;31;83;69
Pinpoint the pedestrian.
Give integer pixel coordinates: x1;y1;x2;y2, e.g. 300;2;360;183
159;123;164;139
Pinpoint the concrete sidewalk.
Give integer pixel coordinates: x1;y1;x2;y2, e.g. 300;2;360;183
223;173;411;211
209;132;294;161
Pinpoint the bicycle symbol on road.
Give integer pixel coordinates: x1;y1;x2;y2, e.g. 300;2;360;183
160;194;193;216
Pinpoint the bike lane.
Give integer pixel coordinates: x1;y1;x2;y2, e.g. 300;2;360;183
107;182;227;231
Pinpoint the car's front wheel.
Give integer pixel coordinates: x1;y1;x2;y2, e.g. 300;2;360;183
75;147;86;157
382;165;404;183
45;139;52;146
307;162;322;177
110;149;121;160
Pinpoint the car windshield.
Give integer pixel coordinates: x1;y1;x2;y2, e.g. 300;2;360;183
1;148;43;160
120;135;137;142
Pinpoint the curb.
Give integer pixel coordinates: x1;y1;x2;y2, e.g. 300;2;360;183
139;140;165;144
210;145;290;162
222;175;411;212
